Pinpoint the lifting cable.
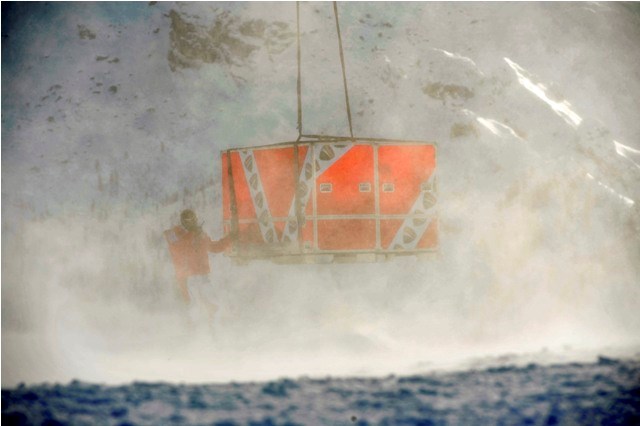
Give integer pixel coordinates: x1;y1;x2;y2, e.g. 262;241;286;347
294;2;304;247
295;1;355;141
332;1;355;141
296;1;303;141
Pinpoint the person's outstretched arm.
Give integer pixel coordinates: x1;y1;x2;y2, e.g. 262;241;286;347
207;233;234;253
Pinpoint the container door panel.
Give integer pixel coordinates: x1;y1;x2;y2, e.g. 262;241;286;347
417;219;438;249
378;145;435;215
316;145;375;216
380;219;404;250
381;217;436;250
253;147;295;219
221;151;257;221
253;146;309;219
317;219;376;250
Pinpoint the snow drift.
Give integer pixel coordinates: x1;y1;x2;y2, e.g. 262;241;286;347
2;2;640;387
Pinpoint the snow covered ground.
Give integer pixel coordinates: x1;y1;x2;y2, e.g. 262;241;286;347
3;356;639;425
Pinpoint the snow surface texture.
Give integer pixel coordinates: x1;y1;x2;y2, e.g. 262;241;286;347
3;357;640;425
2;0;640;397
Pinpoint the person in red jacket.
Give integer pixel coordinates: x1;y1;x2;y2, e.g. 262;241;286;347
164;209;233;322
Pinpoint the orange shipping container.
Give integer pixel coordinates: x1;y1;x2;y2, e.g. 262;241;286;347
221;138;437;263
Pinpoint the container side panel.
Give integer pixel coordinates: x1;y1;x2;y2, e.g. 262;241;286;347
254;147;296;219
299;146;308;165
379;145;436;215
297;145;310;217
273;220;287;240
280;145;313;244
316;145;375;215
317;219;376;250
221;152;230;220
417;218;438;249
230;152;257;220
